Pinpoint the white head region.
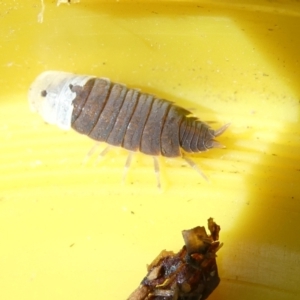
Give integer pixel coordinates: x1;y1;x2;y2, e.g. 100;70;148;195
28;71;94;130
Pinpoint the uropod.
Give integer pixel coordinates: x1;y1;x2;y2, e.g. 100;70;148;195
28;71;229;188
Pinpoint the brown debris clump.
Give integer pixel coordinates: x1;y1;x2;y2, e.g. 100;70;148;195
127;218;222;300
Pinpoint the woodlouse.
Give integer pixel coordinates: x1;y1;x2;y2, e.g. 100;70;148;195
28;71;229;187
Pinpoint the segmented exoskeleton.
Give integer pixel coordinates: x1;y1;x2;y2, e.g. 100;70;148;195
28;71;229;187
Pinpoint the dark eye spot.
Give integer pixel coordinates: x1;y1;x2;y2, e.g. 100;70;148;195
41;90;47;97
69;84;74;90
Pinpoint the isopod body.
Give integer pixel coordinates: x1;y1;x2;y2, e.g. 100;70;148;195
28;71;228;186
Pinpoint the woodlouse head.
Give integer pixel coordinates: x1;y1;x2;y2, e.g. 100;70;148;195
28;71;94;130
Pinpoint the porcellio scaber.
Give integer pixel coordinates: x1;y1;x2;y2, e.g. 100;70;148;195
28;71;229;187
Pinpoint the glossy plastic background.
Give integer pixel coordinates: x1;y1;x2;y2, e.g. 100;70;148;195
1;1;300;299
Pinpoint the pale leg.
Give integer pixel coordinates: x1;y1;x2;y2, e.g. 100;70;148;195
95;145;112;165
82;142;100;164
153;156;161;189
123;151;134;184
182;154;209;182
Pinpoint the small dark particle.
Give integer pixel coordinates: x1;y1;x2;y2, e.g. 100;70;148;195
127;218;222;300
41;90;47;97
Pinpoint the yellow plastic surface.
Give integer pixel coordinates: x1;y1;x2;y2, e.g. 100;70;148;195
1;1;300;299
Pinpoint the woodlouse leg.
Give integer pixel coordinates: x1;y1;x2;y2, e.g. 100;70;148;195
122;151;134;184
94;145;112;165
214;123;230;137
182;154;209;182
82;142;101;165
153;156;161;189
210;141;225;149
